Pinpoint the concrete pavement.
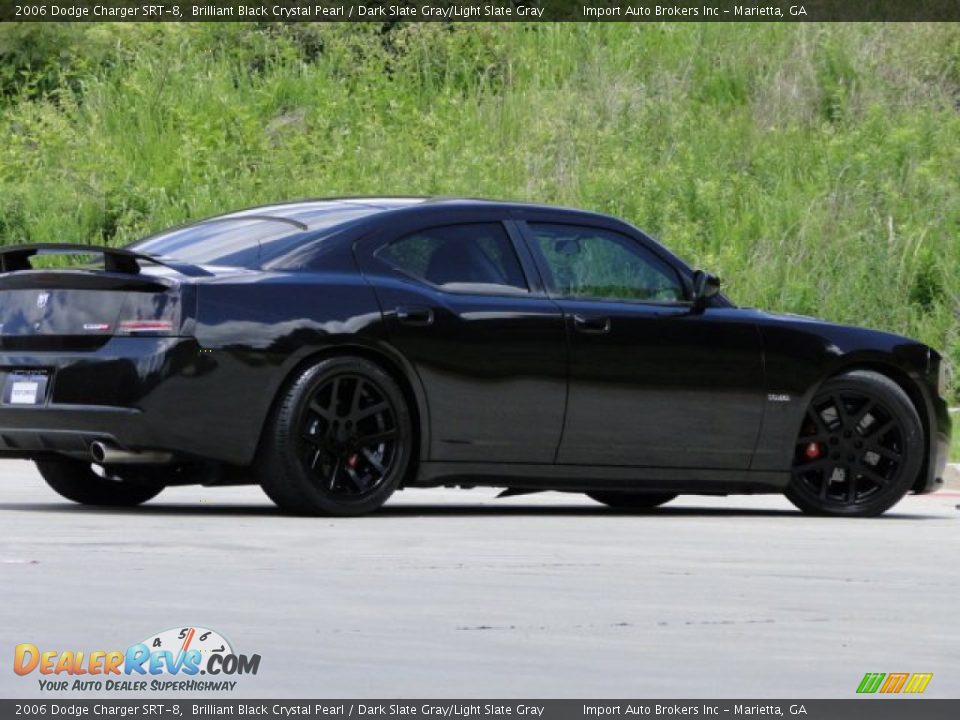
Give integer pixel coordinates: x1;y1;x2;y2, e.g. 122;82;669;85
944;463;960;488
0;459;957;699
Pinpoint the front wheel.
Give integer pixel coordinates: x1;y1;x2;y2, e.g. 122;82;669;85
36;458;164;506
588;492;677;510
258;357;413;516
786;370;923;517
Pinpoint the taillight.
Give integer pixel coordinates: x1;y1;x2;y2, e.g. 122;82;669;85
116;293;181;336
117;320;176;335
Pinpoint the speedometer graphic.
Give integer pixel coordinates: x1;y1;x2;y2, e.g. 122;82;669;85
140;626;234;670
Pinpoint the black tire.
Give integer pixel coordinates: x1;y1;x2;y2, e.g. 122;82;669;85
258;356;413;516
36;458;164;507
588;492;677;510
786;370;923;517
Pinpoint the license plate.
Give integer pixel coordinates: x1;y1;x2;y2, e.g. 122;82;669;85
10;380;40;405
3;372;50;406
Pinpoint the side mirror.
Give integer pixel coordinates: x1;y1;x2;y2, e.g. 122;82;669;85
691;270;721;311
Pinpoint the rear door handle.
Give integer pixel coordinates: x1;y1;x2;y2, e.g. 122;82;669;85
395;306;434;326
572;314;611;334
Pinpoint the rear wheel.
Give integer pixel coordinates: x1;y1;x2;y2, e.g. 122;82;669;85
36;458;164;506
258;357;413;516
786;370;922;517
588;492;677;510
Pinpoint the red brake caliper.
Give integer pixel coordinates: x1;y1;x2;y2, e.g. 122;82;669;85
346;453;360;469
804;442;821;460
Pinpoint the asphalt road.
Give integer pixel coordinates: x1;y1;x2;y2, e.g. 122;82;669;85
1;458;958;699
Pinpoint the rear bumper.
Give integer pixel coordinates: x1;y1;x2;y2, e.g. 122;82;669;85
0;406;144;461
0;337;273;465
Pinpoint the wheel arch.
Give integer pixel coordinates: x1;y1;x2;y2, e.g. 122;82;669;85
821;360;931;493
255;342;428;486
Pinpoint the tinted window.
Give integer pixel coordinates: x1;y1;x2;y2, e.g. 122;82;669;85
529;223;684;302
376;223;528;293
130;206;387;267
129;218;304;267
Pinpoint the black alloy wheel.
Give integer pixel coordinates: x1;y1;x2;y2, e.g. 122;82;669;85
300;373;400;499
786;370;922;517
588;492;677;510
259;357;413;516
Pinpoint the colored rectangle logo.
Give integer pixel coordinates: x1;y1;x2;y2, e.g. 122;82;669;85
857;672;933;694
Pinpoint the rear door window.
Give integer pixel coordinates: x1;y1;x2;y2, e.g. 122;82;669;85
376;223;528;294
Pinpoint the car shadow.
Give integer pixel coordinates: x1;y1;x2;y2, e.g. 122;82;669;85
0;501;945;521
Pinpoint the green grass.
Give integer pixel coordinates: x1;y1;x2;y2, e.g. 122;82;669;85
1;22;958;399
951;412;960;462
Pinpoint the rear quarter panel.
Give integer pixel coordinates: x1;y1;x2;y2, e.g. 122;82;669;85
187;272;390;465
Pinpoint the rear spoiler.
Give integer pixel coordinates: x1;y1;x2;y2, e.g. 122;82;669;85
0;244;213;278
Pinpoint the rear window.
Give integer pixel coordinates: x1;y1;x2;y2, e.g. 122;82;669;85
129;218;303;268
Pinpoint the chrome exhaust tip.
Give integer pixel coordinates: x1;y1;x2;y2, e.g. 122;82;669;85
90;441;173;465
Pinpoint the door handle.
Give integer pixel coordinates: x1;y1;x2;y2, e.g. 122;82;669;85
572;314;611;334
395;306;434;326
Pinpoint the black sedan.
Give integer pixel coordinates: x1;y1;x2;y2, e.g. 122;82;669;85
0;198;951;516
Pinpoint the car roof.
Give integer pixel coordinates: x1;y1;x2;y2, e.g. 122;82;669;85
216;197;612;230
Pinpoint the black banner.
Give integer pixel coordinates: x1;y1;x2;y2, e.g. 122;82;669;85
3;0;960;23
2;701;960;719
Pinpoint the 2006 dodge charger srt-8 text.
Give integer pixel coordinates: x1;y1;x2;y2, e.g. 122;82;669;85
0;198;950;516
